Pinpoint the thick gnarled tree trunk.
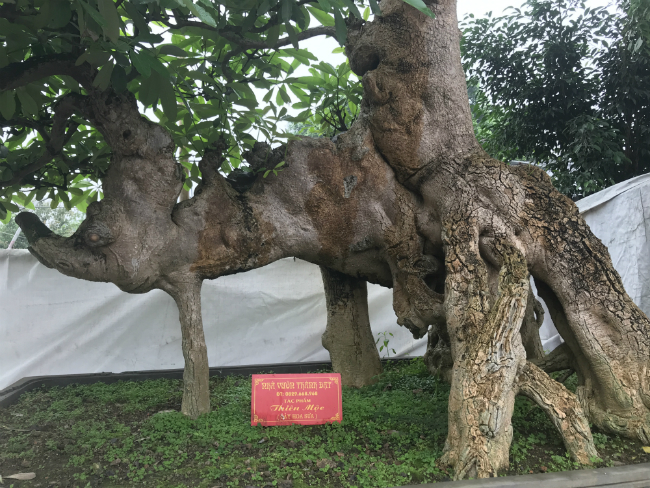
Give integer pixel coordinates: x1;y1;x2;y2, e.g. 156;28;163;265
13;0;650;478
320;266;382;387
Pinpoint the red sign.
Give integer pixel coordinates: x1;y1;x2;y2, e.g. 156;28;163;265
251;373;342;426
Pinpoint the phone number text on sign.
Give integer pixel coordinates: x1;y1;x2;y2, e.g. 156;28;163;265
251;373;342;426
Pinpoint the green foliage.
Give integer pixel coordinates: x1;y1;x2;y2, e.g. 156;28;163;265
286;58;363;138
0;0;425;223
463;0;650;199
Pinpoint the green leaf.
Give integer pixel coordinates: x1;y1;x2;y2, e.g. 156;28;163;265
369;0;381;16
0;90;16;120
316;62;337;77
139;73;161;107
634;37;643;52
240;98;262;111
0;46;7;69
16;88;38;117
316;0;331;11
2;200;19;212
98;0;121;43
281;0;292;22
174;0;217;28
76;50;111;67
49;0;73;29
266;24;280;47
341;0;362;19
93;62;115;91
363;6;370;21
111;64;127;92
159;75;178;122
400;0;435;18
285;22;299;49
130;50;151;77
278;87;291;104
306;6;335;27
124;2;149;33
257;0;272;16
113;52;130;67
159;44;188;57
333;8;347;44
78;0;106;27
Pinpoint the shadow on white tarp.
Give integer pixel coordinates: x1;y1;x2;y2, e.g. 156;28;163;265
2;173;650;389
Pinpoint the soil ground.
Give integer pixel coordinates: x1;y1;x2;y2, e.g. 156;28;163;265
1;359;649;488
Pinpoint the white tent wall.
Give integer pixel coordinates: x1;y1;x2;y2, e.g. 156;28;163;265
0;253;425;390
2;173;650;390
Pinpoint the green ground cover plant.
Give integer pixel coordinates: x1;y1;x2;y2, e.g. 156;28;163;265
1;359;649;487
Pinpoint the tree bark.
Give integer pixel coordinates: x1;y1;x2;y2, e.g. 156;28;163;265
165;279;210;419
520;290;545;361
441;242;529;478
518;362;597;464
320;266;382;387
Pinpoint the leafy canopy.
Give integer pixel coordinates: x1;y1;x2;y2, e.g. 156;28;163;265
462;0;650;199
0;0;434;223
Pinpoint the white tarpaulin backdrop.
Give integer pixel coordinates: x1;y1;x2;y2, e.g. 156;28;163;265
2;173;650;390
1;254;424;390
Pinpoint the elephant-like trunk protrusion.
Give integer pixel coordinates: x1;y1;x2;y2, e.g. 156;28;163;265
15;211;113;282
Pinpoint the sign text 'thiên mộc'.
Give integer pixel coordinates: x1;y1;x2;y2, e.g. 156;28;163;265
251;373;342;426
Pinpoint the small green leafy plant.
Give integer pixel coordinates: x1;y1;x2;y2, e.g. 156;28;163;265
376;331;396;358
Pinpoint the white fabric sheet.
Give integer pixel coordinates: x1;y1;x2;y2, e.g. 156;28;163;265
0;253;425;390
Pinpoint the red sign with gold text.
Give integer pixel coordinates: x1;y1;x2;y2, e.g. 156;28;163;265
251;373;342;426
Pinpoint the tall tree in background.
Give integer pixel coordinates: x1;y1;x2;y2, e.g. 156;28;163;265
4;0;650;479
462;0;650;199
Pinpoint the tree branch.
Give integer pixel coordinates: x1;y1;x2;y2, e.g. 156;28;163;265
159;15;336;51
0;94;88;190
0;54;93;92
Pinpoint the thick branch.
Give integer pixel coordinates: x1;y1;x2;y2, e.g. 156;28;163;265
0;54;92;92
0;94;87;190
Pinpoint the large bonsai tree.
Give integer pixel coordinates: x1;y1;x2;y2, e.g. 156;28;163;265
3;0;650;479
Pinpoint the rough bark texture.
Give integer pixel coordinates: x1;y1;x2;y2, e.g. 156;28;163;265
518;362;597;464
320;267;382;387
13;0;650;477
164;280;211;418
441;244;529;478
521;290;546;361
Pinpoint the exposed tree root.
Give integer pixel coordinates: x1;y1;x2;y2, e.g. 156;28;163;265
441;234;529;478
518;362;597;464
